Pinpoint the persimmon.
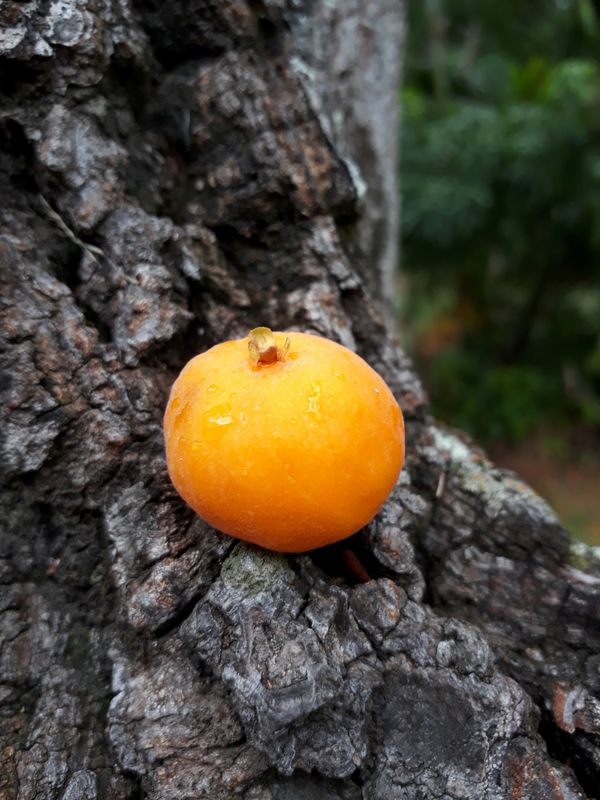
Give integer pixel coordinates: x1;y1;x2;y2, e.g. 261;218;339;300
163;328;404;552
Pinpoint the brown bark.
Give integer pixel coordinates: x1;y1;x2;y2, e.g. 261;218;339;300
1;2;599;799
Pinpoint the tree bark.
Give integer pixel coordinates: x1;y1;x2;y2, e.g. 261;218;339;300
1;3;599;800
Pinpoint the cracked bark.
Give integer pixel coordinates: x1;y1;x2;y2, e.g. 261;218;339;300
1;2;599;799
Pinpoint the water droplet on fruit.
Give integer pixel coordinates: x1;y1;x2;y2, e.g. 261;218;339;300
306;382;321;414
207;384;218;394
206;402;232;426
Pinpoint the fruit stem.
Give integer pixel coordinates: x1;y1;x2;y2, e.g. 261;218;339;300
248;327;279;365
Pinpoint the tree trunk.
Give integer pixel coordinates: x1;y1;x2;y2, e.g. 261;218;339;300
1;3;599;800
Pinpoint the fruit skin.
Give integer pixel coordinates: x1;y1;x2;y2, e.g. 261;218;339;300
163;331;405;553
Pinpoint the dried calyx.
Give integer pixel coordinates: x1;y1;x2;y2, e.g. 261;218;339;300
248;327;289;365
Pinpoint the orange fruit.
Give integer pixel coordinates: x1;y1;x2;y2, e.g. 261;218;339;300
163;328;404;552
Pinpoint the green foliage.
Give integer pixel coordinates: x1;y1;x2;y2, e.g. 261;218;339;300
431;353;557;442
401;0;600;443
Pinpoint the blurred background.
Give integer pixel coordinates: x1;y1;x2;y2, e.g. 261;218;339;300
399;0;600;543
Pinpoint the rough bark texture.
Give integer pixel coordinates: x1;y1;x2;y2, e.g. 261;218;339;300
1;2;599;800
